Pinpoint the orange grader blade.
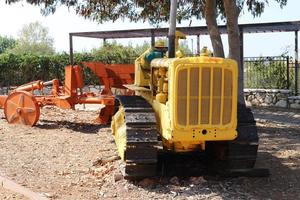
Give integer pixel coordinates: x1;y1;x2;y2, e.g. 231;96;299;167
0;95;7;109
82;62;135;94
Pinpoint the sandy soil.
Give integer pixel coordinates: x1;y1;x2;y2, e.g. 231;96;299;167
0;106;299;200
0;187;28;200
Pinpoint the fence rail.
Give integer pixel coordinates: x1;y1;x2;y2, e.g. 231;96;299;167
244;56;299;95
244;56;290;90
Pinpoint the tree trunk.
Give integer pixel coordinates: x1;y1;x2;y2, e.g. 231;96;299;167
223;0;244;105
205;0;224;58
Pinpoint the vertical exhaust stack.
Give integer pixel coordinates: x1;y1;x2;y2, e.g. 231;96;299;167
168;0;177;58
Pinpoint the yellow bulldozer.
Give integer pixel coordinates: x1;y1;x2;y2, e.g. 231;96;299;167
111;35;258;179
111;0;260;179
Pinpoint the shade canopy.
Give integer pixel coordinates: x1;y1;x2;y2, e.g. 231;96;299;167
70;21;300;39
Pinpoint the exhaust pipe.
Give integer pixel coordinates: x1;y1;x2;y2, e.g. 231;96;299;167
168;0;177;58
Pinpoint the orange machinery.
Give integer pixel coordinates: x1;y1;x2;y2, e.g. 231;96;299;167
0;62;134;126
82;62;134;95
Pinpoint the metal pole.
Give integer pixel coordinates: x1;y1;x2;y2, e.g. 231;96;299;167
168;0;177;58
295;31;298;95
197;35;200;55
239;28;244;72
69;34;74;65
287;56;290;90
191;39;194;55
151;30;155;47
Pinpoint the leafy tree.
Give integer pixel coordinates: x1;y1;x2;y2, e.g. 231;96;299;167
91;41;138;64
9;21;55;55
0;36;16;54
220;0;287;103
134;41;151;55
179;40;193;56
0;41;160;87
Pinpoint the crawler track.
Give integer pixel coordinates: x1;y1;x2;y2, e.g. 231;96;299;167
115;96;159;179
206;104;261;176
114;98;264;179
159;105;263;177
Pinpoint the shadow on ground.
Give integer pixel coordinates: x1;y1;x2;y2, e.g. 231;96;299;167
252;106;300;126
131;152;299;199
37;119;109;134
131;108;300;199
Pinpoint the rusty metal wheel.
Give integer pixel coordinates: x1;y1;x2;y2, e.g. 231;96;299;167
4;91;40;126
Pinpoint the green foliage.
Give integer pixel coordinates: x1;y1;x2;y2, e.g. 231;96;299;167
0;53;65;86
0;41;144;87
179;41;193;56
134;41;151;55
243;0;287;17
0;36;16;54
8;21;55;55
0;41;292;91
91;41;139;64
5;0;288;25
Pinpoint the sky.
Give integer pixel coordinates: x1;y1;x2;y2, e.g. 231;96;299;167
0;0;299;57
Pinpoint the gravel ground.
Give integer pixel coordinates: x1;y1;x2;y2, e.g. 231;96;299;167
0;106;299;199
0;187;28;200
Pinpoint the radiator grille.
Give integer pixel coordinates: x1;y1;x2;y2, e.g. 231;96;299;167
176;66;233;126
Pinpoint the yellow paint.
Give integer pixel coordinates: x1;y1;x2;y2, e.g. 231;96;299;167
134;48;152;87
111;106;126;161
134;31;187;87
127;48;238;153
170;57;238;150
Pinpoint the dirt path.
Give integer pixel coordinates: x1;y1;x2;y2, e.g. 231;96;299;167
0;187;28;200
0;106;299;199
252;106;300;126
0;175;48;200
